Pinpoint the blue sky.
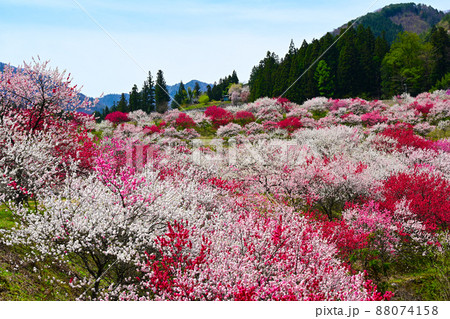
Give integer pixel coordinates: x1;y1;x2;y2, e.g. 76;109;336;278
0;0;448;97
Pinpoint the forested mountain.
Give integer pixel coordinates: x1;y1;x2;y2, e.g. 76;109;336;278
249;3;449;104
333;3;446;43
436;12;450;31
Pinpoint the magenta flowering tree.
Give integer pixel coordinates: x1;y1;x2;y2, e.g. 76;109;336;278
1;139;230;299
123;203;391;301
105;111;129;124
234;111;255;126
175;112;196;129
0;59;96;203
361;111;388;126
0;58;93;133
204;105;234;128
277;117;302;132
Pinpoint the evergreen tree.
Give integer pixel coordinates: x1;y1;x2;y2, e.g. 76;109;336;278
249;51;279;99
141;71;155;113
373;32;390;97
430;27;450;86
355;25;376;97
93;111;102;123
155;70;170;113
187;87;194;104
304;39;321;99
116;94;128;113
231;70;239;84
288;39;297;55
193;82;201;98
211;82;222;101
129;84;140;112
337;41;358;97
273;50;293;96
320;33;339;72
337;27;359;97
314;60;335;97
102;106;109;119
206;84;213;100
173;81;188;107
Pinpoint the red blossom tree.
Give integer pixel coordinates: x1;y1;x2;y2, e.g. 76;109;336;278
234;111;256;126
278;117;302;132
175;113;196;129
380;168;450;232
105;111;129;124
204;105;234;128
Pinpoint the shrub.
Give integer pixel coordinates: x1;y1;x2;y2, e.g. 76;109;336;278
131;208;391;301
380;124;435;151
198;93;209;104
361;111;388;126
105;111;129;124
234;111;256;126
216;123;242;138
175;113;196;129
410;101;434;116
277;117;302;132
204;105;234;128
380;168;450;232
143;121;166;135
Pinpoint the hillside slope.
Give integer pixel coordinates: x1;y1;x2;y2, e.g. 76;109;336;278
334;3;446;43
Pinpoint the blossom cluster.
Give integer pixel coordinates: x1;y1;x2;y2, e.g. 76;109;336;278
1;60;449;301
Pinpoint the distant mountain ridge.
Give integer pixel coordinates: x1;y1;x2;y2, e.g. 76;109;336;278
333;3;447;43
167;80;210;98
91;80;211;112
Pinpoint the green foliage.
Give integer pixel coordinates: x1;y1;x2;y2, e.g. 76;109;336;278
249;25;391;103
193;82;201;98
0;205;81;300
207;71;240;101
249;51;279;101
198;93;209;104
311;110;329;120
90;129;103;141
116;93;128;113
387;247;450;301
430;27;450;85
314;60;334;97
141;71;155;113
350;3;445;44
128;84;140;112
431;72;450;91
427;126;450;140
173;81;188;108
155;70;170;112
381;32;433;97
337;32;359;97
0;241;83;300
0;205;14;230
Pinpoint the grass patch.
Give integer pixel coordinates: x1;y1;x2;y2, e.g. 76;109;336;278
311;110;329;120
0;243;82;300
180;101;231;111
90;129;103;141
427;128;450;140
0;206;15;230
0;204;83;300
